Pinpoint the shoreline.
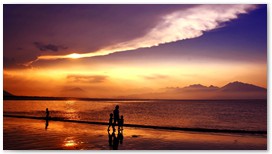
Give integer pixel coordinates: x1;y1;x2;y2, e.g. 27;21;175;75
3;115;267;135
4;117;267;150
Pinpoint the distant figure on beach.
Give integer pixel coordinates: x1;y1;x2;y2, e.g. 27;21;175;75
118;115;124;131
46;108;50;120
45;108;50;129
108;113;114;131
113;105;119;125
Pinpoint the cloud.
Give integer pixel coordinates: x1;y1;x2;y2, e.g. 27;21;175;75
61;87;85;92
28;4;257;64
33;42;67;52
67;75;108;83
142;74;168;80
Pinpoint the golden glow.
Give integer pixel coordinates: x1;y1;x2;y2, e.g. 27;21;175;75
62;137;80;150
3;60;267;98
64;141;76;147
67;53;82;59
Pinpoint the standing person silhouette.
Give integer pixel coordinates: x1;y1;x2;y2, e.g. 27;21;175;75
113;105;119;126
45;108;50;120
45;108;50;129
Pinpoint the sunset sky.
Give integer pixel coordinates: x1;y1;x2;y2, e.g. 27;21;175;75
3;4;267;98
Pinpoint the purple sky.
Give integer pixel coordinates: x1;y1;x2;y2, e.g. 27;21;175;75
3;4;267;97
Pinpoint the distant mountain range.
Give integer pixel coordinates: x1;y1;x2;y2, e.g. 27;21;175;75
4;81;267;100
220;81;266;92
120;81;267;99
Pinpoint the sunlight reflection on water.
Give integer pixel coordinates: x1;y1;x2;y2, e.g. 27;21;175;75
3;100;267;131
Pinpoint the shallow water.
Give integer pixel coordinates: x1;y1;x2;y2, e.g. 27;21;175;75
3;99;267;131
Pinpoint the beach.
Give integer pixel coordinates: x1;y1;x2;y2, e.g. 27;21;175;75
3;117;266;150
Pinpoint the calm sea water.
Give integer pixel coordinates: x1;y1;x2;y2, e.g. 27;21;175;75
3;99;267;131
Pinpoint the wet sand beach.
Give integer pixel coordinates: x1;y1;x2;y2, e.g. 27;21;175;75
3;117;266;150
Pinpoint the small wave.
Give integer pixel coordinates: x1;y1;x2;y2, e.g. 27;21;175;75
4;114;266;135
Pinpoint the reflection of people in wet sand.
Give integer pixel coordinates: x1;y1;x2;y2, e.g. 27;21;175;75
107;128;124;150
108;113;114;131
118;130;123;145
108;130;113;148
112;130;119;150
45;119;49;130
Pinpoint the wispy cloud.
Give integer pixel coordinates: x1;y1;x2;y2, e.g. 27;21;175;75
27;4;257;65
67;74;108;83
142;74;168;80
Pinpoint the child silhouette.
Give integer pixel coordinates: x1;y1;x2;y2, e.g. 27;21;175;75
108;113;114;131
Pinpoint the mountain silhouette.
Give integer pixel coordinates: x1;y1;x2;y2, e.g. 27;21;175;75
221;81;266;92
120;81;266;99
3;90;14;96
183;84;219;91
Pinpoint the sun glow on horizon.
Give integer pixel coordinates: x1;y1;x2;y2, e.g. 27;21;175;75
68;53;82;59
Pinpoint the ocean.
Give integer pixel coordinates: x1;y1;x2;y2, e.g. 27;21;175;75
3;99;267;132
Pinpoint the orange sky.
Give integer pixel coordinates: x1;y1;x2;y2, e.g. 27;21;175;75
3;59;266;98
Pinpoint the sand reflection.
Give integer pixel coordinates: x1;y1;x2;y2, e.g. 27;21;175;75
62;137;85;150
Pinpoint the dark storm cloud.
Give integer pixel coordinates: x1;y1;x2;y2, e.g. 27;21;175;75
33;42;67;52
67;75;108;83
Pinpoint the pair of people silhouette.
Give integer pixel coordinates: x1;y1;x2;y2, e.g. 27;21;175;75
108;105;124;132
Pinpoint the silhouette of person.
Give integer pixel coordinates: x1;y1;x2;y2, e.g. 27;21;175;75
108;113;114;131
46;108;50;120
118;115;124;131
113;105;119;126
45;108;50;129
